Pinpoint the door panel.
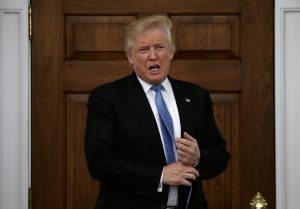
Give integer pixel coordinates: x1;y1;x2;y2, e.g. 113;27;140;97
32;0;274;209
66;94;98;209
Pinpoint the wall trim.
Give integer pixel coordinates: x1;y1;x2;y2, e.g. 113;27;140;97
0;6;30;209
275;2;300;209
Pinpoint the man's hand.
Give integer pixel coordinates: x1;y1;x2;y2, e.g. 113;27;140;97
162;161;199;186
176;132;200;166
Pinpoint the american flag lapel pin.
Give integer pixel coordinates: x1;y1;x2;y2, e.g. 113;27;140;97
185;98;190;103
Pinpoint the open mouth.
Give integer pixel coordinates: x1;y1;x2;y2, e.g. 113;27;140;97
148;64;160;71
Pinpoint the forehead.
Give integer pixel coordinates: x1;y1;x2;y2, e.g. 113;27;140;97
133;28;168;45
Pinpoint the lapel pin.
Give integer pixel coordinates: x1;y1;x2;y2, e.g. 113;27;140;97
185;98;190;103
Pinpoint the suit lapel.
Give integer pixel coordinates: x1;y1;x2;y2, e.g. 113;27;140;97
122;74;166;164
170;78;194;137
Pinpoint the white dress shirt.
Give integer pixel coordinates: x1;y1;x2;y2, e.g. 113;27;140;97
137;76;181;206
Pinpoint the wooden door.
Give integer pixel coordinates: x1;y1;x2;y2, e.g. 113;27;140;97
31;1;274;209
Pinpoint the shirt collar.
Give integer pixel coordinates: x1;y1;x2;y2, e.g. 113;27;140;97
136;76;172;94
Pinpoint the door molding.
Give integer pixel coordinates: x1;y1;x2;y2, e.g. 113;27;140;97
275;1;300;209
0;1;30;209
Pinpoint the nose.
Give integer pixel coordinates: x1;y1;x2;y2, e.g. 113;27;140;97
149;47;157;60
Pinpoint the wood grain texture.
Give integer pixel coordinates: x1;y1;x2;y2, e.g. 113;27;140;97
31;0;274;209
66;94;98;209
31;0;64;208
63;0;241;14
204;94;241;209
240;0;275;208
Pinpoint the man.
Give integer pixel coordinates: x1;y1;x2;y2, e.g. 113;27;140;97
85;15;230;209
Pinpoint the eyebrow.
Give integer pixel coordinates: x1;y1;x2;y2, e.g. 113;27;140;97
137;43;166;48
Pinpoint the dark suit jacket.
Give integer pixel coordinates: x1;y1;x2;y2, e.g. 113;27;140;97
85;73;230;209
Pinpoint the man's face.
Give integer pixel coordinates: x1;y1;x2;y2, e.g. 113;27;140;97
127;28;174;85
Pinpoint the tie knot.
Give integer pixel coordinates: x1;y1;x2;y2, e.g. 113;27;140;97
152;84;162;92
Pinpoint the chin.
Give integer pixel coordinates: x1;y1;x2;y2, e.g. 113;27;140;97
150;78;165;85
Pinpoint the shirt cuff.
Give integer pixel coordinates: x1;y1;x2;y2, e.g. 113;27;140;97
157;170;163;192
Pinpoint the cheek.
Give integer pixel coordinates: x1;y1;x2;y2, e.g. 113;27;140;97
160;52;173;62
162;56;172;66
134;56;147;66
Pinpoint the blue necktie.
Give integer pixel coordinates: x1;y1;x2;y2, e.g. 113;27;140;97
152;85;176;164
152;85;192;209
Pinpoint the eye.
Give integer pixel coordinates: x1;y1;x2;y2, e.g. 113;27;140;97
155;45;165;51
138;47;149;53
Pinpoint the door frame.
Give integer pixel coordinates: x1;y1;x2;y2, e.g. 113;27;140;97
0;0;30;209
275;1;300;209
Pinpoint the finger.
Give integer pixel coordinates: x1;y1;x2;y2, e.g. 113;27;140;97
183;132;197;142
181;179;192;187
183;171;196;180
177;144;195;157
176;140;189;150
177;149;192;159
177;149;193;164
187;166;199;176
178;157;191;165
176;138;193;148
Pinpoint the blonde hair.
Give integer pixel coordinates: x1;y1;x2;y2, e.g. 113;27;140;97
124;15;176;55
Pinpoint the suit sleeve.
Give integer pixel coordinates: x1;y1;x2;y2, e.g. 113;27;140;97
195;91;230;179
84;88;162;193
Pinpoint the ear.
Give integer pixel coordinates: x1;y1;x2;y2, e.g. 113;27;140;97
169;51;174;60
126;52;134;65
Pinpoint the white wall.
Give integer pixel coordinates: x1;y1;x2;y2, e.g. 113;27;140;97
0;0;30;209
275;1;300;209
